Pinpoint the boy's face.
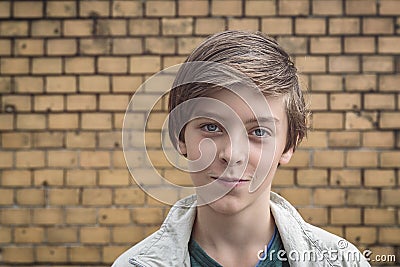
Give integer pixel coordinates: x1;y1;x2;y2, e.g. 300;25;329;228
178;88;293;214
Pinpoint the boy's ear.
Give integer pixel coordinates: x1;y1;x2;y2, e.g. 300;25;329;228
177;140;187;156
279;147;294;165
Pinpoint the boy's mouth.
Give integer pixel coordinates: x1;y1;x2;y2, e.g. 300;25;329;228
210;175;251;187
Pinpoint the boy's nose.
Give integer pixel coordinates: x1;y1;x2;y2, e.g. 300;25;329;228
218;138;247;166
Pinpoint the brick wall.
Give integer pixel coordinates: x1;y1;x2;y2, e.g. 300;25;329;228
0;0;399;265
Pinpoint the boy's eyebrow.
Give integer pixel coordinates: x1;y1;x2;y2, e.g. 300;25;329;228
244;116;280;124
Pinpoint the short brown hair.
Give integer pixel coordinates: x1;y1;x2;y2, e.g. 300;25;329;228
168;30;308;153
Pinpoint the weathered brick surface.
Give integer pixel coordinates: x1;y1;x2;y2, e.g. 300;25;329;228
0;0;399;265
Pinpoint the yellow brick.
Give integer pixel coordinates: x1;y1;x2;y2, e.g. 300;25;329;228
347;189;378;205
98;169;129;186
246;0;276;16
45;228;73;245
103;246;130;263
313;188;345;206
328;131;360;147
331;208;361;225
195;18;225;35
46;1;76;17
48;113;79;130
145;37;175;54
1;209;31;224
15;39;44;56
80;151;110;168
98;208;131;224
312;0;342;15
285;150;309;167
66;95;96;111
79;38;111;55
299;131;327;148
178;0;208;16
177;37;204;54
345;74;376;91
32;20;61;37
0;58;29;74
330;93;360;110
132;207;164;224
380;151;400;167
112;75;143;93
82;189;112;205
380;112;400;128
15;76;43;93
345;112;376;129
2;247;34;263
14;227;44;243
13;1;42;17
279;0;309;15
81;113;112;129
211;0;242;16
36;246;67;262
347;150;378;167
66;169;96;186
48;189;79;205
34;169;63;186
310;37;341;54
276;188;311;206
0;151;13;168
0;227;12;243
344;37;375;54
298;208;328;225
64;19;93;36
364;208;396;225
34;95;64;111
228;18;259;31
98;57;128;73
330;169;361;187
146;0;175;17
365;94;395;110
329;56;359;73
380;0;400;15
312;112;343;130
80;227;110;244
2;132;31;148
314;150;344;167
382;189;400;205
365;170;395;187
130;56;160;74
0;39;11;55
379;228;400;244
99;95;129;111
66;208;97;224
112;38;143;55
33;132;64;148
0;1;10;18
16;189;45;206
379;75;400;92
80;0;109;17
66;131;96;148
0;189;13;205
363;56;394;72
32;58;62;74
162;18;193;36
112;226;145;243
16;150;45;168
262;18;292;35
0;21;28;36
65;57;95;73
112;1;142;17
33;208;63;225
0;171;31;187
329;18;360;35
79;75;109;92
2;95;31;112
345;0;377;14
70;246;101;263
345;227;377;245
294;56;325;73
0;114;13;130
363;18;394;34
311;75;342;91
47;39;77;55
295;18;325;35
297;169;328;186
114;188;146;205
129;19;159;36
379;37;400;53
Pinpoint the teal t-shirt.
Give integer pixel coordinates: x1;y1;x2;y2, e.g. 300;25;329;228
189;227;290;267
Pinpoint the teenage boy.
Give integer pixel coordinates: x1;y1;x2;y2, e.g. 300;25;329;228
113;31;370;267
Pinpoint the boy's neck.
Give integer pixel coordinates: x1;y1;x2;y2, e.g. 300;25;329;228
191;191;275;265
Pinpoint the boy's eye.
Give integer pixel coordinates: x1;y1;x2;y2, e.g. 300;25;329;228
251;128;270;138
202;124;221;132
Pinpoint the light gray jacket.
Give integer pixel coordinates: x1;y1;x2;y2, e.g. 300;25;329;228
112;192;370;267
